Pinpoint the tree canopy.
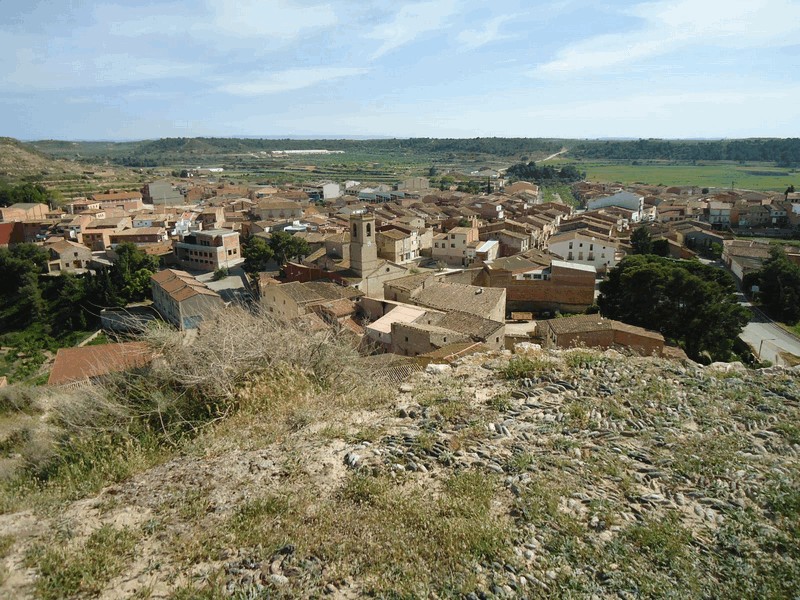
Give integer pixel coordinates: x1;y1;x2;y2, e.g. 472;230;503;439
0;242;159;345
630;226;669;257
598;255;750;361
753;247;800;324
506;161;583;184
242;236;274;274
630;226;653;255
268;232;310;266
241;232;310;273
571;138;800;166
0;182;55;207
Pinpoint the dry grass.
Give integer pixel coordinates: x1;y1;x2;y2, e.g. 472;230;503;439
0;307;390;512
175;471;512;597
25;525;139;599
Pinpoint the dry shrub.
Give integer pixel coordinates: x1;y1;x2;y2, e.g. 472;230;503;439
0;384;44;415
0;307;390;509
145;306;367;406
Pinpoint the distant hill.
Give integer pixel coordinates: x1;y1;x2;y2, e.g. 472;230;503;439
0;137;87;180
28;136;800;169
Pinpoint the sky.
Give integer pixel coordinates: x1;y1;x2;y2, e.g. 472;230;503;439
2;0;800;140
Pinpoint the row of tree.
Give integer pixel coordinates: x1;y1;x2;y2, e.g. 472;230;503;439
506;161;583;184
572;138;800;166
598;255;750;361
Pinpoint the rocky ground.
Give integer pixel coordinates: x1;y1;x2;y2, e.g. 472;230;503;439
1;347;799;599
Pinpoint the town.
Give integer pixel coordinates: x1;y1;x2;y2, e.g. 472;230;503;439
2;168;799;387
3;0;800;593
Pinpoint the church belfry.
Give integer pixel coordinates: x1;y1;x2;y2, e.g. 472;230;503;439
350;211;378;276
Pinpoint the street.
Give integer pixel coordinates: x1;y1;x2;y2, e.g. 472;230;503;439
737;296;800;364
691;258;799;364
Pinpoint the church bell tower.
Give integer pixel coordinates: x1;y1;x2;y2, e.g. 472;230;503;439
350;211;378;276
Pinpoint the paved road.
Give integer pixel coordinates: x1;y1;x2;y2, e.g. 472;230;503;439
738;297;800;364
693;258;799;364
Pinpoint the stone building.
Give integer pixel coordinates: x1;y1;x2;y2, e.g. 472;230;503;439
475;253;596;314
174;229;242;272
541;315;665;356
150;269;224;330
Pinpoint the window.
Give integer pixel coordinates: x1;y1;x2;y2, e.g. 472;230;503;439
568;252;573;260
569;242;573;249
366;223;372;237
590;244;593;251
352;224;357;238
451;243;455;248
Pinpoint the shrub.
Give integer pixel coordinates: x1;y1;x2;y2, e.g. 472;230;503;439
501;355;558;379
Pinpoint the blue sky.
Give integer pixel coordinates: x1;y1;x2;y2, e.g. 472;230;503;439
2;0;799;140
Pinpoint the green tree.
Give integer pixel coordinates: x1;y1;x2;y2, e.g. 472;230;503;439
439;176;455;191
269;231;310;266
16;271;46;327
0;183;53;207
110;243;159;303
652;239;670;257
241;236;274;273
0;244;49;330
756;247;800;323
49;272;89;335
598;255;749;361
630;226;653;255
85;266;121;308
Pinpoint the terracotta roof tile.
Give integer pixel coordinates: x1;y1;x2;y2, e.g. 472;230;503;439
48;342;153;386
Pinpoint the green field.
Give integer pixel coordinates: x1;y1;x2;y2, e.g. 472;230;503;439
571;160;798;192
7;137;800;194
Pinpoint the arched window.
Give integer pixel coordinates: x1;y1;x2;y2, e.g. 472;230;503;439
366;223;372;237
352;224;357;238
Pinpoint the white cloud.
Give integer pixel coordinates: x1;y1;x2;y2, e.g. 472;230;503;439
365;0;458;59
2;46;198;91
533;0;800;77
100;0;337;43
217;66;369;96
456;14;515;50
205;0;338;40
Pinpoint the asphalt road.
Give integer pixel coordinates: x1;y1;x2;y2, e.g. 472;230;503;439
692;258;799;364
737;297;800;364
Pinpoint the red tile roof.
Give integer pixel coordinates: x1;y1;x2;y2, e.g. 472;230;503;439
48;342;154;386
